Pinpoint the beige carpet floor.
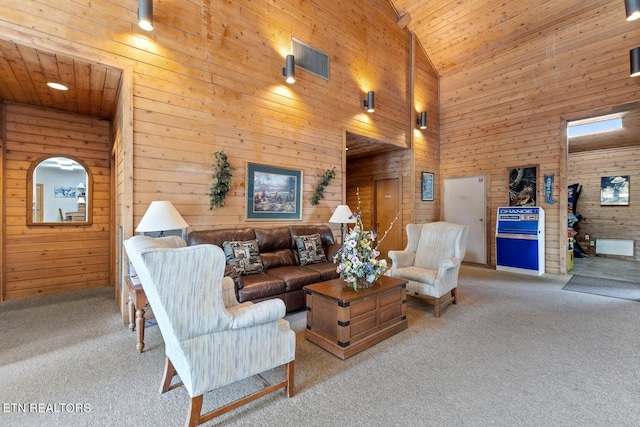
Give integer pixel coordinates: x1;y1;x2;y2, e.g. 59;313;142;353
2;266;640;426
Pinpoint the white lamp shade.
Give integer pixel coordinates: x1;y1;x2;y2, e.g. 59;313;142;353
328;205;356;224
136;201;188;233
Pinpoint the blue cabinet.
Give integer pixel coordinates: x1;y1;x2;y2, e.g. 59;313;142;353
496;207;545;276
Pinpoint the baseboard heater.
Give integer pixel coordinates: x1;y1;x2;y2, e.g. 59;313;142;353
595;239;634;257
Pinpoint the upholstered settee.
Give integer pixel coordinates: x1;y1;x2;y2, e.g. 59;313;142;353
187;225;341;312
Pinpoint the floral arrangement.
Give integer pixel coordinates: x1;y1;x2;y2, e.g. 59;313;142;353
333;189;399;291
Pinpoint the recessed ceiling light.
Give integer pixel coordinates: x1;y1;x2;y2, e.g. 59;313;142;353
47;82;68;91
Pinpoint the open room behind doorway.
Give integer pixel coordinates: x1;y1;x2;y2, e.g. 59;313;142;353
0;40;123;301
566;104;640;280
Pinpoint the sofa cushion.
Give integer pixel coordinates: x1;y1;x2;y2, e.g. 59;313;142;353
255;227;291;252
260;248;297;269
187;228;255;247
237;274;286;302
303;261;340;281
222;239;264;275
293;233;327;266
266;266;322;292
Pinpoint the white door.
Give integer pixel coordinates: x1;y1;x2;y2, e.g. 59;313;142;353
444;176;487;264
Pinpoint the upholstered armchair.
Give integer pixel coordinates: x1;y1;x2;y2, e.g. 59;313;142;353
386;222;468;317
124;235;295;427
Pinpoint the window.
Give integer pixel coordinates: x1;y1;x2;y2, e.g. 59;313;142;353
567;115;623;138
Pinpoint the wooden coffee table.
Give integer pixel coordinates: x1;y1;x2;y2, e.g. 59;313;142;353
303;276;407;359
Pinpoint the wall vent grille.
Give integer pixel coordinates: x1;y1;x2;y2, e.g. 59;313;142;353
292;38;329;80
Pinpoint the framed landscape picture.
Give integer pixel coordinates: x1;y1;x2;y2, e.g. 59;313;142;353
246;163;302;220
600;175;629;206
421;172;434;201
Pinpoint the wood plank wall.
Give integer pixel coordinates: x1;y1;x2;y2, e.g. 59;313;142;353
0;1;430;302
111;78;126;311
344;36;440;252
568;146;640;259
413;39;440;225
438;2;640;273
2;103;111;300
127;0;412;234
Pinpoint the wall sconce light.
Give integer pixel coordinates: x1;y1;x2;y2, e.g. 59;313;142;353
625;0;640;21
631;48;640;77
417;111;427;129
282;55;295;84
138;0;153;31
363;91;375;113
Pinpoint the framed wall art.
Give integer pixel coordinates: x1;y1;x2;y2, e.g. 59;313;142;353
508;166;537;206
54;186;76;198
246;163;302;220
600;175;629;206
421;172;434;201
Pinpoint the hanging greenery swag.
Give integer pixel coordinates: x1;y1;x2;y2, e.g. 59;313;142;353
207;150;235;209
311;167;337;205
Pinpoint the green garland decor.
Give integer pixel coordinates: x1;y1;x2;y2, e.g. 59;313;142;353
311;167;337;205
207;151;235;210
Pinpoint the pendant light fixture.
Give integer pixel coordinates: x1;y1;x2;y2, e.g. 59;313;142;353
631;47;640;77
138;0;153;31
625;0;640;21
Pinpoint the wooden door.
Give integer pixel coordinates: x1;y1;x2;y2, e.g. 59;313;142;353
34;184;43;222
374;178;402;261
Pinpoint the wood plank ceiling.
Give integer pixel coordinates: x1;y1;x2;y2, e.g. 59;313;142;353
0;39;120;120
390;0;610;77
0;1;635;152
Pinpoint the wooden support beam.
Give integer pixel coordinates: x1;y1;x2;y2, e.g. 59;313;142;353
397;12;411;29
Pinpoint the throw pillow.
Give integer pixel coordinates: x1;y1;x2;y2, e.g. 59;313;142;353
222;239;264;275
294;233;327;266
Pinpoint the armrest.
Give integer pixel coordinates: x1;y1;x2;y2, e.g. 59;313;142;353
388;250;415;268
325;243;342;261
224;265;242;289
222;276;240;307
434;257;463;295
227;298;286;329
439;257;460;270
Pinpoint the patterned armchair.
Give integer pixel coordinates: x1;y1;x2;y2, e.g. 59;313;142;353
386;222;468;317
124;235;295;427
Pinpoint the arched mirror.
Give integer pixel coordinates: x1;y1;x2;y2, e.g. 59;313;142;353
27;155;92;226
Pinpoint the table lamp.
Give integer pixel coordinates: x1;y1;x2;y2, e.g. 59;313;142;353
136;201;189;238
328;204;356;243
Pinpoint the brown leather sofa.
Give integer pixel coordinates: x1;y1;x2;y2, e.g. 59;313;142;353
187;225;341;312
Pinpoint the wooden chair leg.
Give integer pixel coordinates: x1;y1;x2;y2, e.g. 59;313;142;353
286;361;295;398
434;297;441;317
160;357;177;393
451;287;458;304
186;395;203;427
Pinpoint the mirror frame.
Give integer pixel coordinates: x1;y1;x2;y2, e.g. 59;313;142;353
26;154;93;226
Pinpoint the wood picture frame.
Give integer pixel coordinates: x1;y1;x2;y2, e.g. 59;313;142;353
421;172;434;201
246;163;303;220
